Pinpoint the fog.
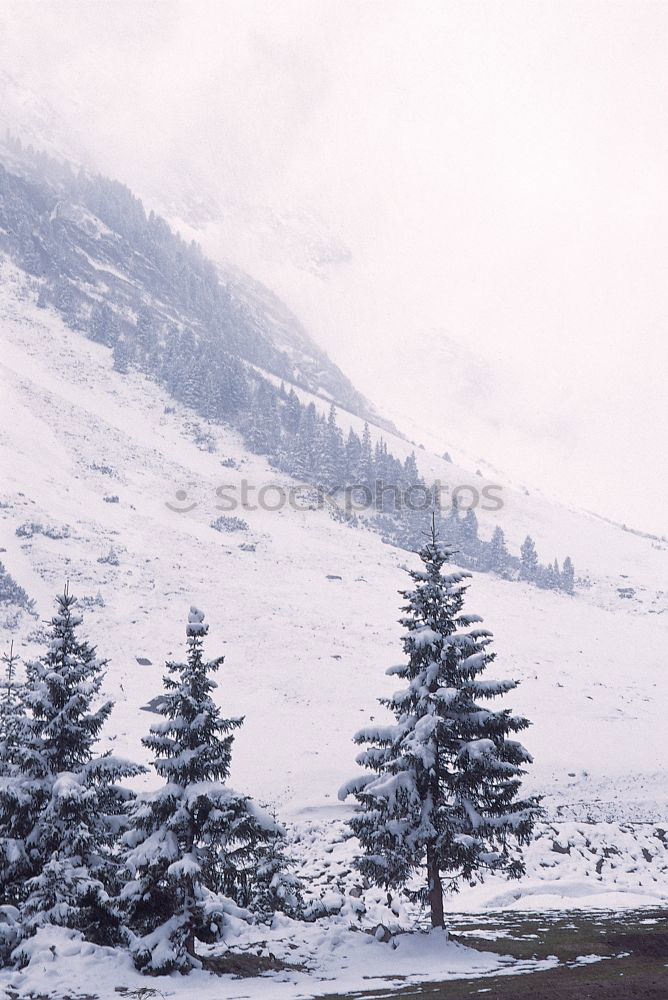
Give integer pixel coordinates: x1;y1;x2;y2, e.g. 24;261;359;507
1;0;666;533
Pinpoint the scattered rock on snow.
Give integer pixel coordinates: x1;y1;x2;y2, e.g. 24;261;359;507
140;695;169;714
372;924;392;943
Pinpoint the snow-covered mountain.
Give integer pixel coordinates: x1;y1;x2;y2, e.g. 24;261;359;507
0;126;392;435
0;120;665;818
0;120;667;999
2;17;668;996
1;254;665;821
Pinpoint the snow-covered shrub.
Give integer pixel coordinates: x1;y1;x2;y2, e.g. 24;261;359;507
97;546;120;566
0;609;21;632
89;462;116;477
0;561;35;613
78;592;106;609
328;503;358;526
0;905;20;964
15;521;70;540
211;515;249;533
249;826;304;921
185;420;217;453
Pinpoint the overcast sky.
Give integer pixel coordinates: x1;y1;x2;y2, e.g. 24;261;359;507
1;1;666;534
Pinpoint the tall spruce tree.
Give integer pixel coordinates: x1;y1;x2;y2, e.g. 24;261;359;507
0;590;142;945
460;508;480;560
358;423;374;487
520;535;539;581
561;556;575;595
0;643;23;777
345;429;362;484
486;526;510;575
321;404;345;490
339;520;541;927
122;607;277;974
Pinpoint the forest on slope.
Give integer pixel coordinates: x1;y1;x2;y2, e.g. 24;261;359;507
0;135;574;590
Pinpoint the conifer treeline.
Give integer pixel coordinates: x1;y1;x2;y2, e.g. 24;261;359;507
0;134;574;592
113;303;576;590
104;308;575;592
1;532;541;964
0;132;376;421
0;594;301;973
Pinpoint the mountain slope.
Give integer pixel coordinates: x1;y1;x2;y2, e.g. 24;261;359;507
0;258;665;822
0;134;393;431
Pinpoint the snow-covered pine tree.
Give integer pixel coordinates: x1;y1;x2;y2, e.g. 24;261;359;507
358;422;374;487
250;820;304;921
561;556;575;595
460;508;480;562
320;404;345;491
122;607;278;974
0;643;23;777
443;494;462;545
225;355;249;417
291;402;318;481
0;561;35;612
520;535;539;581
112;333;132;373
339;519;541;928
282;387;302;436
0;589;143;946
536;559;559;590
396;478;432;550
89;302;117;347
486;526;510;575
344;428;362;484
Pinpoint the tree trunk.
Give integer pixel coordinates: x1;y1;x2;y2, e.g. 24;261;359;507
184;873;196;963
427;844;444;928
185;926;196;963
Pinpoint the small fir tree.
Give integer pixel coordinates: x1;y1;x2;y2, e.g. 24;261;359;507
358;423;374;487
340;520;541;927
0;643;23;776
561;556;575;595
122;607;277;974
0;589;142;945
320;404;345;490
250;821;304;921
486;526;510;575
520;535;539;581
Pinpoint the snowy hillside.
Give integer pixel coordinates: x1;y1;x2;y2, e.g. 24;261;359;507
1;11;667;997
0;257;665;827
1;251;667;995
0;135;392;434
